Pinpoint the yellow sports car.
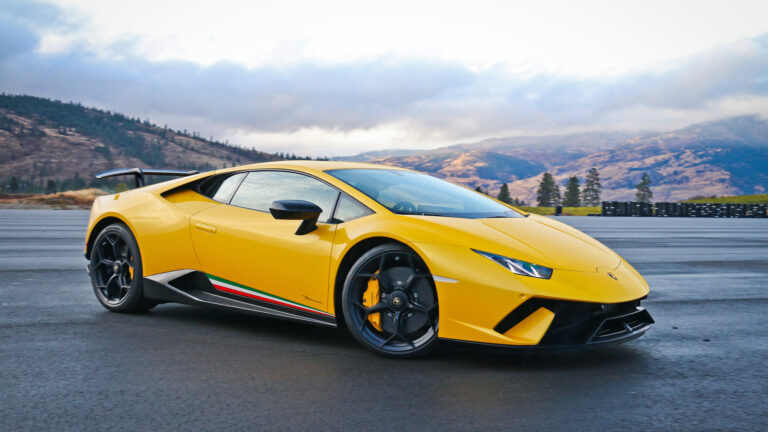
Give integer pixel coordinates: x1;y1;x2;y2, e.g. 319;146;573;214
85;161;653;357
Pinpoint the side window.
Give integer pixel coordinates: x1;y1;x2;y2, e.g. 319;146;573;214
199;173;246;203
333;194;373;223
230;171;340;222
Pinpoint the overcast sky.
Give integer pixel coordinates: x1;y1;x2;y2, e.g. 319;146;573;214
2;0;768;156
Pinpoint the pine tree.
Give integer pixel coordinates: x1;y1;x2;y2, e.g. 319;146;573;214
9;176;19;193
635;173;653;203
73;172;85;189
496;183;512;203
582;168;602;206
474;186;484;194
45;179;57;194
563;176;581;207
536;172;561;207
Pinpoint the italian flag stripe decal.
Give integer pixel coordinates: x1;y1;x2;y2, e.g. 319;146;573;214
207;274;333;317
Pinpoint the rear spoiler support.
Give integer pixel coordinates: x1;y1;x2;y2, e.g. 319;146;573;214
95;168;198;188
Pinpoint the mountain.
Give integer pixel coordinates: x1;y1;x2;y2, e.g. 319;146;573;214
504;116;768;202
0;95;277;191
3;94;766;202
334;149;424;162
442;130;641;166
340;131;638;168
374;150;546;191
355;131;643;194
354;116;768;202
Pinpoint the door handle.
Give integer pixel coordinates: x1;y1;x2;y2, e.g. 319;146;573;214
194;222;217;234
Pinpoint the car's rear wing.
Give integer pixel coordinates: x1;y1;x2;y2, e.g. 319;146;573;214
95;168;198;188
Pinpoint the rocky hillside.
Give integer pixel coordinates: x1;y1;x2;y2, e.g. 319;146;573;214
350;117;768;202
374;150;546;191
0;95;277;190
505;116;768;202
343;131;641;194
3;95;766;202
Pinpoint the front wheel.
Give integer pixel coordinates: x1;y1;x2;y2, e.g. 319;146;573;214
89;223;156;313
342;244;439;357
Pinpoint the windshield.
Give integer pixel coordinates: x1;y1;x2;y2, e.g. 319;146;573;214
327;169;524;219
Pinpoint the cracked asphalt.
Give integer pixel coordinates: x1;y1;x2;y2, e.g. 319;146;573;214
1;210;766;431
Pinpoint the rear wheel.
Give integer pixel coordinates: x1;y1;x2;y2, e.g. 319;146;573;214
342;244;439;357
90;223;156;313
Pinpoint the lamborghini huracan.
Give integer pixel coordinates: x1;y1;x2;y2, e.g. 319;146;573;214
85;161;653;357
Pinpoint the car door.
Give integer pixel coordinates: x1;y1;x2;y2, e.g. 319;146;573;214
190;170;340;316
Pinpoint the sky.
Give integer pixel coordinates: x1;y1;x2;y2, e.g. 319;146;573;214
1;0;768;156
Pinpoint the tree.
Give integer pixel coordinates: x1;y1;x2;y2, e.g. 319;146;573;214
582;168;602;206
496;183;512;204
45;179;57;194
72;172;86;189
9;176;19;193
635;173;653;203
536;172;561;207
563;176;581;207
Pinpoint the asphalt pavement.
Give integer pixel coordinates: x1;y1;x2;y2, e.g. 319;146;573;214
1;209;766;431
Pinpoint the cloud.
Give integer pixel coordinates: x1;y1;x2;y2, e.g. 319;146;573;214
0;17;37;61
1;1;768;155
0;0;62;27
0;0;62;61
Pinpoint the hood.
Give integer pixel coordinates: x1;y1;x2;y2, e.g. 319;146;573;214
405;214;619;272
480;214;619;272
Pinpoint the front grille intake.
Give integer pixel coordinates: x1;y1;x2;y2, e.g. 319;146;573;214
495;297;654;346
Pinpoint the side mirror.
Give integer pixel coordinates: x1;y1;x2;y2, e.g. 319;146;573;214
269;200;322;235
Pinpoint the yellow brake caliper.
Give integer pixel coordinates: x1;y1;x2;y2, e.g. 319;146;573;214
362;271;382;331
128;256;134;280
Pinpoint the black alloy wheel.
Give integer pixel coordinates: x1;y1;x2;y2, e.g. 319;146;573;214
342;244;439;357
90;223;155;312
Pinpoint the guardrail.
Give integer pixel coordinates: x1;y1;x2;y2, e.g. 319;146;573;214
600;202;767;217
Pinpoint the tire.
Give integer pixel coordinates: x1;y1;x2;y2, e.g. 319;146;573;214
342;243;439;357
89;223;156;313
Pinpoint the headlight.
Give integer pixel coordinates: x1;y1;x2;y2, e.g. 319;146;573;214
473;249;553;279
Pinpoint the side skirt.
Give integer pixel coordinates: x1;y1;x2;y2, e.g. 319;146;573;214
143;270;337;327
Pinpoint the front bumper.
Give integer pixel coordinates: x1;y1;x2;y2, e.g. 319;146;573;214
493;297;654;348
413;242;651;346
